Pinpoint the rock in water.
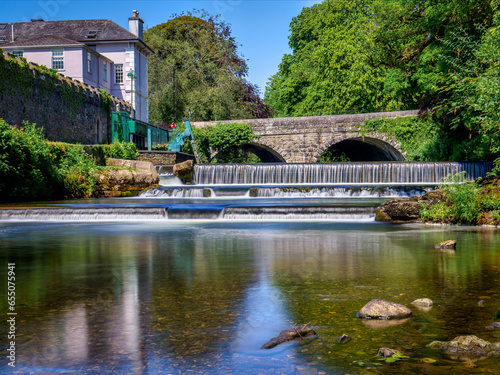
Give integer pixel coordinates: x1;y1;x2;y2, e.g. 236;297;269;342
411;298;433;307
379;348;402;358
428;335;500;361
261;327;316;349
434;240;457;249
357;299;413;320
486;322;500;330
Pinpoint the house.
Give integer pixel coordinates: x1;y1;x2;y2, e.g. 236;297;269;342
0;10;152;123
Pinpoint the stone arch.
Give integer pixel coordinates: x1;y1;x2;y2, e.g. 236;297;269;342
314;133;405;162
210;141;286;163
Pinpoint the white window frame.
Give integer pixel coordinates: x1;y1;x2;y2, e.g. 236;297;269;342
87;51;92;74
103;62;108;81
51;48;64;70
11;50;24;58
115;64;123;84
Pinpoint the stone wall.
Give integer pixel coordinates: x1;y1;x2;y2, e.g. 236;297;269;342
192;110;419;163
137;150;195;165
0;52;130;144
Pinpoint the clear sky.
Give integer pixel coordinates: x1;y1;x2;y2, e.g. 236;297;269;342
2;0;322;96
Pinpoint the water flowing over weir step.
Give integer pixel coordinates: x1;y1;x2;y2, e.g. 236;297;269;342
141;186;430;198
191;162;491;185
0;206;376;221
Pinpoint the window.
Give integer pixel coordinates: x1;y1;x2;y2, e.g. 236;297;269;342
115;64;123;84
11;50;23;58
87;51;92;74
103;62;108;81
51;48;64;70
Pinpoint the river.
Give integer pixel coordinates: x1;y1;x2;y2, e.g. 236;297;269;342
0;162;498;374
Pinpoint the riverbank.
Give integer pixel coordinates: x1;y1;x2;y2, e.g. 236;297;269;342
376;177;500;226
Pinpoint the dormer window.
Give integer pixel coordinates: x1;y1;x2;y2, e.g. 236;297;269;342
0;24;6;30
0;36;6;43
86;30;99;39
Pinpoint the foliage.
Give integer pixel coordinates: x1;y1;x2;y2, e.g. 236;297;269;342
0;120;138;202
99;89;113;115
265;0;412;117
361;116;440;160
182;122;257;163
421;172;500;224
48;142;99;198
317;149;351;163
87;141;138;166
145;11;271;123
0;120;61;201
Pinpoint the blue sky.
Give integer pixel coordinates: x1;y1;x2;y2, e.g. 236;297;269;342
2;0;322;96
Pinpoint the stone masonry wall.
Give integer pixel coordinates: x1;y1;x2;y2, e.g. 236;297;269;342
192;110;419;163
137;150;195;165
0;52;131;144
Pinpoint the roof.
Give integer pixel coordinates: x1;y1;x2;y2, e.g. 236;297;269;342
0;19;152;53
2;34;84;48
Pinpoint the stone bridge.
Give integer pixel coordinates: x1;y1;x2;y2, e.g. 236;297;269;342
192;110;419;163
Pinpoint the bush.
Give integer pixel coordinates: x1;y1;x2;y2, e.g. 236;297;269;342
0;120;61;201
87;141;138;166
0;120;139;202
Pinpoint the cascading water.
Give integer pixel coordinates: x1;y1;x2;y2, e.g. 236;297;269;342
1;162;491;222
192;162;491;185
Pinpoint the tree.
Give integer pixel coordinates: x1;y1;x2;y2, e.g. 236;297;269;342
145;12;271;123
265;0;403;117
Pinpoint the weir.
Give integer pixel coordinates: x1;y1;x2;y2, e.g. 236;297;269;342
192;162;491;186
0;161;492;222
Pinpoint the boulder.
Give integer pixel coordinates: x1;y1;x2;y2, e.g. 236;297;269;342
357;299;412;320
261;327;316;349
173;160;194;183
428;335;500;361
434;240;456;249
375;189;448;224
375;198;422;223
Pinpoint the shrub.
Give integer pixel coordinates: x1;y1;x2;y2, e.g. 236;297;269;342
0;120;61;201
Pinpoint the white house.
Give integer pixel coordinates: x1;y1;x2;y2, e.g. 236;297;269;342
0;10;152;122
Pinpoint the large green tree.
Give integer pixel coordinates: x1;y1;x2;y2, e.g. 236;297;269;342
145;12;271;123
265;0;403;117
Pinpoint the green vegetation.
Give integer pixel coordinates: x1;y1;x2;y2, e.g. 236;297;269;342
0;120;137;202
420;172;500;225
265;0;500;162
145;11;271;123
154;121;259;163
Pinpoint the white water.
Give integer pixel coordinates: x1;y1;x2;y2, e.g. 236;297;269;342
192;162;491;185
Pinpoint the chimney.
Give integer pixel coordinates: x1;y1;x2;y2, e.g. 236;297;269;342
128;10;143;40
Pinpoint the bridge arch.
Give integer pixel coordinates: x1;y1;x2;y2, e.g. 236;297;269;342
314;133;405;162
210;142;286;163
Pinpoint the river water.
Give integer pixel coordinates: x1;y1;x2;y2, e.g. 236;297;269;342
0;162;499;374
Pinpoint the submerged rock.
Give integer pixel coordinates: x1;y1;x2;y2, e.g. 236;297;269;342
339;334;351;343
379;348;403;358
357;299;412;320
411;298;433;307
428;335;500;362
434;240;457;249
361;317;410;329
486;322;500;330
261;327;316;349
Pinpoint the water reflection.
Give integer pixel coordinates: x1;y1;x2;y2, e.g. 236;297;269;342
0;222;499;374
